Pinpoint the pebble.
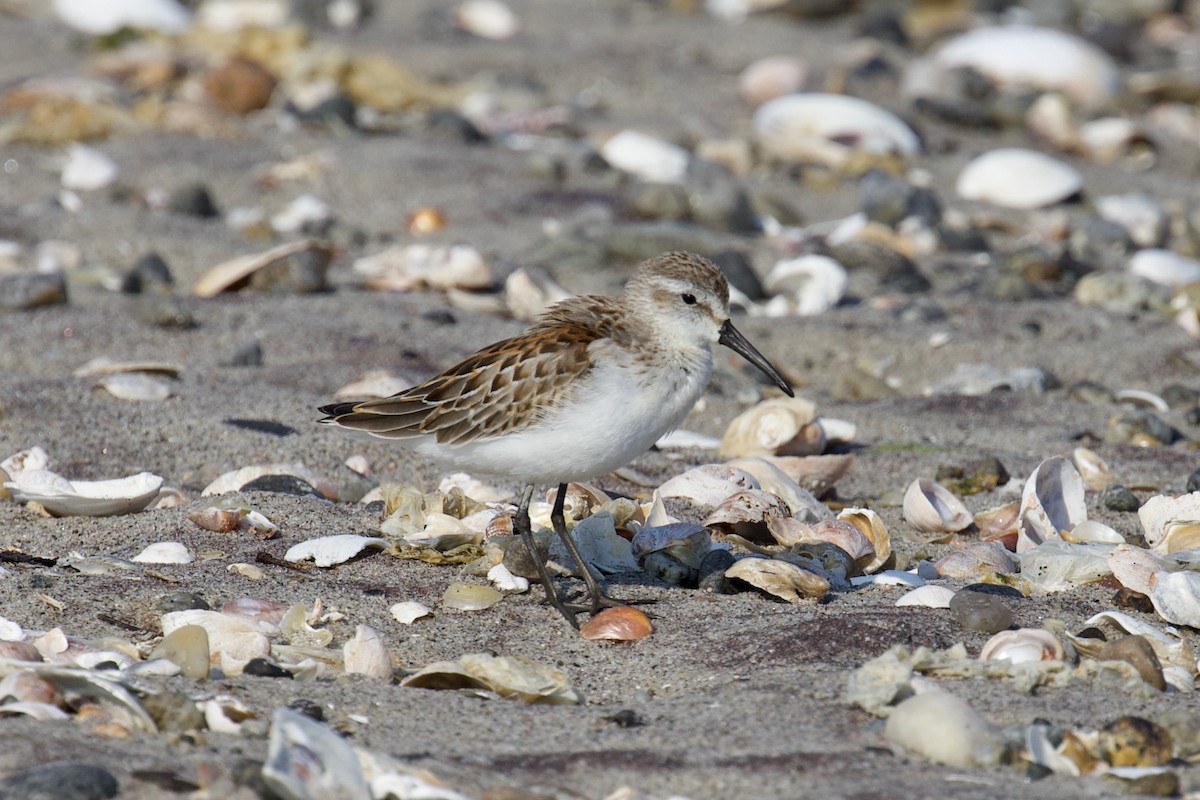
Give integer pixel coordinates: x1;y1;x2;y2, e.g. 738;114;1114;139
1101;484;1141;512
827;241;930;294
203;58;277;115
683;160;758;233
0;763;118;800
122;252;175;294
238;474;322;497
167;184;220;219
134;294;196;328
244;657;293;679
1073;271;1171;314
622;180;689;222
0;272;68;311
1105;408;1176;446
222;339;264;367
158;592;210;614
697;548;737;593
948;589;1014;633
1096;635;1166;692
141;690;206;733
859;171;916;227
151;624;211;679
643;551;698;588
1068;216;1133;271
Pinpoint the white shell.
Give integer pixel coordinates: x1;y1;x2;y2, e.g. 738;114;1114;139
352;244;494;292
753;93;920;165
195;0;289;31
131;541;194;564
739;55;807;106
0;446;49;476
849;569;926;588
60;144;118;191
284;535;388;567
389;601;432;625
97;373;171;401
270;194;331;236
895;585;955;608
1061;519;1124;545
1072;447;1112;493
762;255;848;316
385;512;477;550
504;267;572;322
1137;491;1200;554
919;25;1119;109
657;464;759;507
53;0;190;34
837;507;891;574
264;708;371;799
934;541;1017;577
1128;249;1200;289
201;463;331;498
1114;389;1169;413
599;130;690;184
1095;194;1168;248
1016;457;1087;552
1018;540;1112;593
161;610;271;674
1149;570;1200;628
342;625;392;681
719;396;821;459
193;240;328;298
1107;542;1167;596
333;370;411;399
73;357;182;378
487;563;529;593
5;469;163;516
453;0;519;40
956;148;1082;210
902;478;972;533
978;628;1064;664
884;690;1004;768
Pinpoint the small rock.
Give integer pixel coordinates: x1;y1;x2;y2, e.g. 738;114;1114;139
0;763;118;800
710;250;765;301
684;160;758;233
1101;484;1141;512
860;170;915;227
827;240;930;294
239;474;321;497
167;184;220;219
151;624;210;679
0;272;68;311
122;252;174;293
622;180;689;221
203;57;277;115
141;690;205;733
1096;635;1165;692
222;340;264;367
949;589;1013;633
642;551;698;587
1105;408;1177;446
1073;271;1171;314
158;592;210;614
244;658;293;679
425;109;487;144
134;294;196;328
697;548;737;593
1099;716;1173;767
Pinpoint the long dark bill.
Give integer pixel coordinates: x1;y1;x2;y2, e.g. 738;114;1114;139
718;319;794;397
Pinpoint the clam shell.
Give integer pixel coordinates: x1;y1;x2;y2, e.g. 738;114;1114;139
4;469;163;517
1062;519;1125;545
1138;492;1200;554
933;541;1017;578
724;456;833;522
342;625;392;681
836;507;891;573
97;373;171;401
751;454;854;498
352;244;493;293
202;463;333;498
719;396;821;459
979;628;1064;664
974;502;1019;549
389;601;432;625
1072;447;1112;493
161;610;270;675
333;370;411;399
73;357;182;378
902;478;972;533
739;55;807;106
284;535;388;567
193;240;331;297
956;148;1082;210
131;541;194;564
1149;571;1200;628
1128;249;1200;289
453;0;519;41
704;490;790;544
263;708;370;800
579;606;653;642
504;267;571;322
725;556;829;602
657;464;759;507
0;446;49;476
599;129;690;184
762;255;848;316
895;584;956;608
1016;457;1087;552
1019;540;1112;593
187;505;243;532
753;93;921;166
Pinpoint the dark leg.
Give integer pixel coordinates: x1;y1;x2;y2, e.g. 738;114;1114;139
514;483;580;629
550;482;607;615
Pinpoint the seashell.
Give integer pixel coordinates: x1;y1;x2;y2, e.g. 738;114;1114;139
934;541;1017;578
202;463;333;499
748;454;854;499
914;25;1119;109
561;512;637;575
895;585;956;608
1137;491;1200;554
599;129;690;184
849;569;926;588
73;357;182;378
657;464;759;507
1129;249;1200;289
974;502;1019;550
902;478;972;534
270;195;331;236
739;55;807;107
504;267;572;322
53;0;191;35
161;610;270;675
221;597;287;628
1114;389;1170;413
263;708;371;800
487;563;529;593
723;456;833;522
548;483;612;523
1072;447;1112;493
0;672;62;706
149;624;209;679
0;701;70;721
344;455;370;476
1016;457;1087;552
956;149;1082;210
0;662;155;732
836;507;891;573
453;0;519;40
460;653;581;704
1094;194;1168;248
284;534;388;567
195;0;289;31
884;690;1005;768
704;490;790;544
389;601;432;625
280;604;333;648
1079;610;1195;687
1108;543;1167;596
629;522;711;568
579;606;653;642
719;396;821;459
204;695;255;735
96;373;171;401
193;240;331;298
1019;540;1112;593
1080;118;1153;164
0;446;49;477
228;563;264;580
791;519;874;566
761;255;848;316
60;143;118;191
442;582;503;611
4;469;163;517
131;541;194;564
342;625;392;681
388;512;478;550
753;93;921;167
1062;519;1125;545
0;617;22;642
333;370;412;399
352;244;493;293
0;641;42;662
1148;571;1200;628
725;556;829;603
979;628;1064;664
187;505;242;532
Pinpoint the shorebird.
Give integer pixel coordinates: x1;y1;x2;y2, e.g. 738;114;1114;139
319;251;793;626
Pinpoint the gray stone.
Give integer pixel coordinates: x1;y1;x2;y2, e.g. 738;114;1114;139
949;589;1013;633
0;763;118;800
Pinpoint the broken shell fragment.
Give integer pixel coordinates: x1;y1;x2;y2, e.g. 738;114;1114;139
657;464;759;507
884;690;1005;768
4;469;163;517
895;585;956;608
629;522;711;569
352;244;493;292
193;240;331;297
284;535;388;567
160;610;270;675
96;373;172;401
442;582;503;611
979;628;1064;664
704;490;790;544
934;541;1017;578
389;601;432;625
902;479;972;534
725;556;829;603
1138;492;1200;554
131;541;194;564
1073;447;1112;492
719;396;822;459
836;507;891;573
1017;457;1087;552
187;505;243;532
1148;571;1200;629
579;606;653;642
263;708;371;800
401;653;581;704
343;625;392;681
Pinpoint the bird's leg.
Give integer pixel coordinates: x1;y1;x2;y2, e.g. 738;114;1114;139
550;482;610;616
514;483;581;629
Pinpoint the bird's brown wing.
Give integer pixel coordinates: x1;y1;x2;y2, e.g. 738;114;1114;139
318;295;623;445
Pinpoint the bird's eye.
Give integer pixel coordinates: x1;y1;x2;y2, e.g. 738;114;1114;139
681;293;697;306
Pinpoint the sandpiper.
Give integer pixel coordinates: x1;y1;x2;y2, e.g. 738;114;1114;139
319;251;793;626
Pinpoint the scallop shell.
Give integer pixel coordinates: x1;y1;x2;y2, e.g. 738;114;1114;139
956;148;1082;210
193;240;331;297
599;129;690;184
579;606;653;642
342;625;392;681
719;396;822;459
1138;492;1200;554
1072;447;1112;493
284;535;388;567
725;556;830;603
657;464;759;507
753;93;921;167
1016;457;1087;552
836;507;891;573
902;478;972;534
704;490;791;544
979;628;1064;664
4;469;163;517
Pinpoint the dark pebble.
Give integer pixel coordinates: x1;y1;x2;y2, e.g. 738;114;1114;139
622;180;689;222
605;709;646;728
697;548;737;594
238;474;322;497
684;160;758;234
0;272;68;311
859;170;914;228
287;698;325;721
1106;408;1177;445
167;183;220;219
1161;383;1199;409
1068;216;1134;271
1187;407;1200;428
1113;588;1155;614
288;93;357;127
827;241;931;294
949;588;1013;633
244;657;294;679
224;418;296;437
134;294;196;328
158;592;210;614
222;339;263;367
1188;469;1200;494
122;252;174;294
1097;636;1165;692
425;108;487;143
1102;484;1141;512
0;763;118;800
642;551;697;587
